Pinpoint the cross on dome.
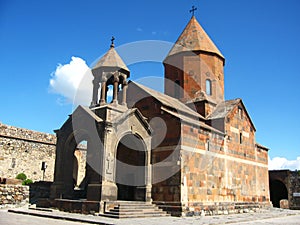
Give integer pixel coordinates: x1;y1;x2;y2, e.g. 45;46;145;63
189;5;197;16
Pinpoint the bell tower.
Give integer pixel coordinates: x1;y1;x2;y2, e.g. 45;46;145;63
164;13;225;109
91;37;130;107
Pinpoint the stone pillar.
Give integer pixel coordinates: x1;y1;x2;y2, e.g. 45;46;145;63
91;78;100;106
100;79;107;105
50;134;68;199
145;138;152;202
112;76;119;104
121;80;128;106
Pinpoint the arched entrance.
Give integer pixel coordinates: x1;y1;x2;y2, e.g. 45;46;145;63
270;179;288;207
72;140;88;198
115;134;146;201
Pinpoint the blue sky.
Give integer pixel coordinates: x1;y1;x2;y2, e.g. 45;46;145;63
0;0;300;167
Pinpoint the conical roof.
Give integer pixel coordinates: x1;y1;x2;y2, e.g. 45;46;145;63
93;44;129;72
166;16;224;59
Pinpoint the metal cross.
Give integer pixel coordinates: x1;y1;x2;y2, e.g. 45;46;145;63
189;5;197;16
110;36;115;47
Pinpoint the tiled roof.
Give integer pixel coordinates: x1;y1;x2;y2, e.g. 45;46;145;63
161;107;224;135
93;46;129;72
165;16;224;59
207;99;240;120
207;98;256;131
256;143;269;151
129;81;205;120
186;90;217;104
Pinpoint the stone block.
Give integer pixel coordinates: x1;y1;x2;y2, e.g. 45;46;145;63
280;199;289;209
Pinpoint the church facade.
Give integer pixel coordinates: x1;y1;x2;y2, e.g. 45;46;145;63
50;15;270;216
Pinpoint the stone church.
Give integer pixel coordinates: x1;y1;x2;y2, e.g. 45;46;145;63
50;15;270;216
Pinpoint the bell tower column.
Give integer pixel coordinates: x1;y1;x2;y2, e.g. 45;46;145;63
112;75;119;104
99;78;107;105
121;80;128;106
91;77;100;106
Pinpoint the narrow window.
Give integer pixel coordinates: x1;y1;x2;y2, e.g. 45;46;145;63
240;133;243;144
206;79;212;96
206;139;210;151
238;107;243;119
175;80;181;98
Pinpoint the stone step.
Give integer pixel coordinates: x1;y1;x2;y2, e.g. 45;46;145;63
101;213;169;219
109;208;164;213
114;205;159;210
106;210;165;215
110;207;163;212
112;202;153;206
102;201;170;218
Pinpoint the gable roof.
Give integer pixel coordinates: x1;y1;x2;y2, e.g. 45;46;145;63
207;99;240;120
256;143;269;151
207;98;256;131
128;81;205;120
161;106;224;135
165;16;224;60
186;90;218;105
92;46;129;73
114;108;152;135
72;105;103;123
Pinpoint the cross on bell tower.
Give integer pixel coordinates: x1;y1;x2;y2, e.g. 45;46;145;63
110;36;115;48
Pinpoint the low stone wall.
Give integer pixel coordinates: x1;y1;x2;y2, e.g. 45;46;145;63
29;181;52;204
0;184;29;206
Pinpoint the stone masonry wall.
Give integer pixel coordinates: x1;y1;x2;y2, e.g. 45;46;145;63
0;122;56;181
0;184;29;206
289;171;300;209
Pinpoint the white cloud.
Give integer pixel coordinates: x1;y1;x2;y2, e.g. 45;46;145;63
49;56;93;106
269;156;300;170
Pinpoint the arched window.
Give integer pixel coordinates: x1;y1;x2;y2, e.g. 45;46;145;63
206;79;212;96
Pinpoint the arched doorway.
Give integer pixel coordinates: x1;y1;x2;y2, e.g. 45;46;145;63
270;179;288;208
70;139;88;199
115;134;146;201
73;141;88;196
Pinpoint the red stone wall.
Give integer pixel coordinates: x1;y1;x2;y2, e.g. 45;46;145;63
182;150;270;205
198;52;224;98
164;52;224;104
225;103;256;162
180;107;269;209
